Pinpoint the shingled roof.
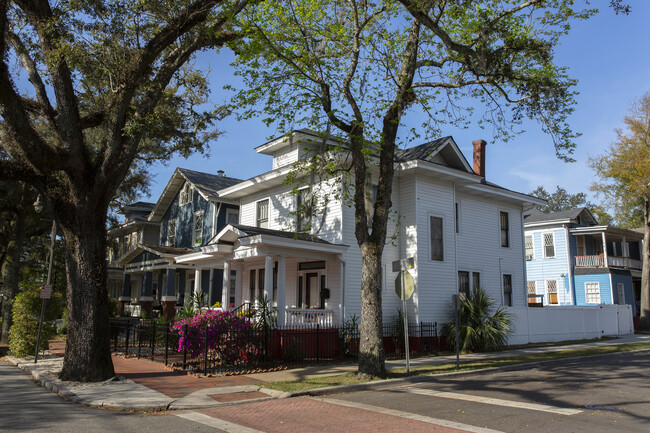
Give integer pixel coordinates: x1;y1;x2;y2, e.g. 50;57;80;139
524;207;598;225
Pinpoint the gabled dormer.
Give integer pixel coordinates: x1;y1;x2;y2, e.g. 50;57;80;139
149;168;243;249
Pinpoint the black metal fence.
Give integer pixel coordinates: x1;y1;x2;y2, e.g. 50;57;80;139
109;318;440;376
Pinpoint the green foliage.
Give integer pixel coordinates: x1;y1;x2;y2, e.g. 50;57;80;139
177;291;210;320
442;287;512;353
108;297;119;318
530;185;614;224
9;287;64;357
253;295;276;329
589;93;650;229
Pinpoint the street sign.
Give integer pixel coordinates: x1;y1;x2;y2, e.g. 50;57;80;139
395;271;415;300
392;257;414;273
40;284;52;300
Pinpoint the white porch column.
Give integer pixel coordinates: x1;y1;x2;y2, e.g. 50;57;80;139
222;261;230;310
264;255;273;302
194;267;202;299
277;255;286;327
601;232;608;266
234;262;243;308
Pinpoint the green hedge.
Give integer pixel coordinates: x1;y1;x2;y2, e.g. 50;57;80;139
9;287;64;357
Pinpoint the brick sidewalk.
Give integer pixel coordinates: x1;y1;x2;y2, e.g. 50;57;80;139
112;355;262;398
199;397;474;433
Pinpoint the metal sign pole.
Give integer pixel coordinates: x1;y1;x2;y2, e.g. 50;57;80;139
402;271;410;376
453;294;459;369
35;220;56;364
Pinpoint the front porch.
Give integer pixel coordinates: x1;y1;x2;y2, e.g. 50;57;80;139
570;226;643;271
174;224;349;327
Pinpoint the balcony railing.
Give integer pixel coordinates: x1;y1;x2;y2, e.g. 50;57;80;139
575;255;642;270
285;309;334;328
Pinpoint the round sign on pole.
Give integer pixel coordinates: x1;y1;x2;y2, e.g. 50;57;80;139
395;271;415;300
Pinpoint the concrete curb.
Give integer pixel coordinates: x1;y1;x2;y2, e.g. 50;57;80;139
4;356;173;412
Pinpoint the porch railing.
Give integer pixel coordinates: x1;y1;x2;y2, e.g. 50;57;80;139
575;255;642;269
575;255;605;267
284;309;334;328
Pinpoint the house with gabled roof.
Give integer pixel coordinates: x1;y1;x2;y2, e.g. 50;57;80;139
524;207;643;316
174;129;544;327
111;167;242;317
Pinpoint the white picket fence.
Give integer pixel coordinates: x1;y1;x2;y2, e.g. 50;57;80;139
508;304;633;345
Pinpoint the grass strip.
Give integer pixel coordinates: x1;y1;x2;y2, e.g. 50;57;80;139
261;341;650;393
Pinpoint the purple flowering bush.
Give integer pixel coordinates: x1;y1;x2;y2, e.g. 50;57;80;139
172;310;259;362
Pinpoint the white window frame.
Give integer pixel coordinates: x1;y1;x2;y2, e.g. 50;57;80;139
543;231;556;259
256;199;269;228
617;283;625;305
429;214;444;262
525;235;534;261
545;279;558;305
503;274;513;307
179;182;193;206
527;280;537;295
499;211;510;248
167;220;176;246
193;210;204;246
296;188;313;232
585;282;601;304
226;208;239;225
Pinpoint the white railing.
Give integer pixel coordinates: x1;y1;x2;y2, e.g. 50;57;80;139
607;256;643;269
575;255;605;267
575;255;642;269
284;309;334;328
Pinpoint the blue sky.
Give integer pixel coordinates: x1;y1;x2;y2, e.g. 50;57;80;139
146;2;650;210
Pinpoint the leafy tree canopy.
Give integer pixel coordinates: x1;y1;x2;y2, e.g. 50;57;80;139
589;92;650;230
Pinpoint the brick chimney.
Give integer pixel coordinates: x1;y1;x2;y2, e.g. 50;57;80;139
472;139;487;178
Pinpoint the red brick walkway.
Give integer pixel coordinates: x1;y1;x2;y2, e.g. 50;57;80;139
112;355;261;398
199;397;474;433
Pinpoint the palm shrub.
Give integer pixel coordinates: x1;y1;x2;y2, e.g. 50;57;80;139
442;287;512;353
9;287;64;356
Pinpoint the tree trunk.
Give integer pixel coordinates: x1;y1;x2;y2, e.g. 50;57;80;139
58;200;114;382
639;199;650;331
0;213;26;345
358;243;386;379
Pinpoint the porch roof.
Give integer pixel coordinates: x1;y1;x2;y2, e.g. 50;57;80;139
175;224;348;266
117;243;194;266
569;225;643;241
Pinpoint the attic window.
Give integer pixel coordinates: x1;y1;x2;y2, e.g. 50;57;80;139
179;183;193;206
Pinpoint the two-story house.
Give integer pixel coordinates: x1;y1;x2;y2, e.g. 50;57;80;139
107;202;158;301
175;129;543;327
113;168;242;317
524;207;642;315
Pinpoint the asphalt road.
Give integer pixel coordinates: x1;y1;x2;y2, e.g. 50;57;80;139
0;360;224;433
3;350;650;432
330;349;650;432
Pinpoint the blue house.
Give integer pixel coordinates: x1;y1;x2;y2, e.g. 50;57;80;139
113;168;241;317
524;208;642;316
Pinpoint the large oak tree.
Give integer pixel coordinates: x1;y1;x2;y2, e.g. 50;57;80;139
232;0;593;378
0;0;249;381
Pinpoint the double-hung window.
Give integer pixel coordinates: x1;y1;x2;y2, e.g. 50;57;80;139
585;282;600;304
226;208;239;225
543;232;555;258
179;183;192;206
430;216;444;261
525;235;534;260
546;280;558;304
256;199;269;228
193;211;204;246
503;274;512;306
500;211;510;247
296;189;313;231
458;271;469;298
167;220;176;246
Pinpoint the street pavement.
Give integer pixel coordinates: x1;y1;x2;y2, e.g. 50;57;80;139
2;333;649;432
